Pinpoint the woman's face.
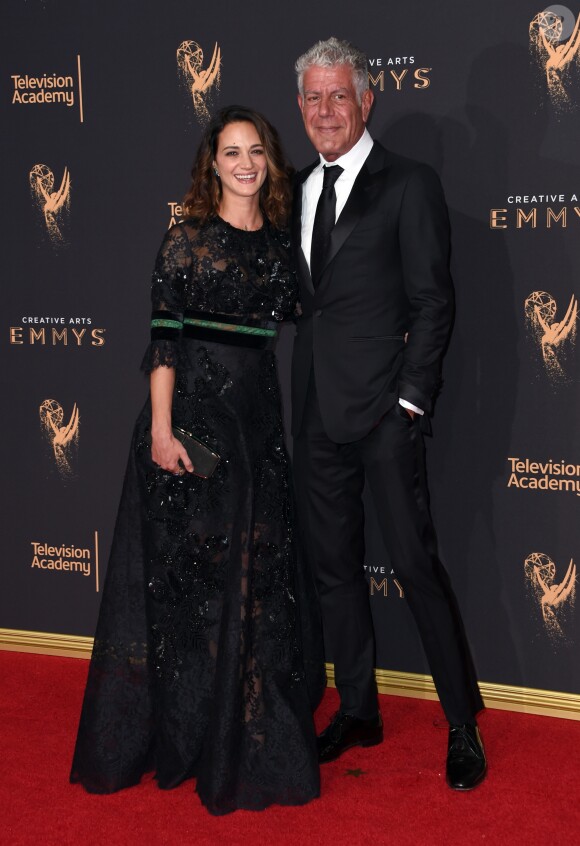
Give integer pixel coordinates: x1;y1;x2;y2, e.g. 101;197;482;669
213;121;268;203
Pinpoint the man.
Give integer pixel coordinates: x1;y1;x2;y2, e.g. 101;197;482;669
291;37;486;790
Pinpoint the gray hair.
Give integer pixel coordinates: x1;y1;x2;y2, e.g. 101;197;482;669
295;37;369;103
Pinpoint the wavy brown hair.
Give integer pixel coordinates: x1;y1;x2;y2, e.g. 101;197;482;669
183;105;294;229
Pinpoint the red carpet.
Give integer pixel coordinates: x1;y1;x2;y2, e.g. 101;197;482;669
1;651;579;845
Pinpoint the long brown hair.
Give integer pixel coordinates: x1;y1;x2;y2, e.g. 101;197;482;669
183;105;293;229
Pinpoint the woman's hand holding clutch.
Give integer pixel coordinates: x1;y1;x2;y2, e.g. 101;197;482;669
151;429;194;476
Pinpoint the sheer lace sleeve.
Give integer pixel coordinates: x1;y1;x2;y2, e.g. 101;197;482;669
141;224;192;373
266;227;299;321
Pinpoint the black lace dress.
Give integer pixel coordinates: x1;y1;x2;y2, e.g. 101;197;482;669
70;217;325;815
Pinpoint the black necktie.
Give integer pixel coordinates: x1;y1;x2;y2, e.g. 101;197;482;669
310;165;343;285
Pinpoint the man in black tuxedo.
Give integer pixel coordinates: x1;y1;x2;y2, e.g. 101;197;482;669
292;37;486;790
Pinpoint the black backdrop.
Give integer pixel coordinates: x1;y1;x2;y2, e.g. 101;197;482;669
2;0;580;705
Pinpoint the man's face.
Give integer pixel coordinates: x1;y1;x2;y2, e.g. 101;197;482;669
298;64;373;161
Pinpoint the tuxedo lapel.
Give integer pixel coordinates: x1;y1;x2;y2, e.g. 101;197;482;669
294;144;390;291
324;168;373;271
297;248;314;294
293;162;317;294
323;144;387;276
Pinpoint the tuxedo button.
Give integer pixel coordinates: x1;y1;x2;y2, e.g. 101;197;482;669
314;309;323;317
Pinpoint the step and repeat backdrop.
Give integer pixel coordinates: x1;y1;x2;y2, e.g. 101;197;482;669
2;0;579;705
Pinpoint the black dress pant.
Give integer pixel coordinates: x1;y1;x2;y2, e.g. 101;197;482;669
293;375;483;725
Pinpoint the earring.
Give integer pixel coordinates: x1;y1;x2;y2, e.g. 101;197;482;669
213;167;220;178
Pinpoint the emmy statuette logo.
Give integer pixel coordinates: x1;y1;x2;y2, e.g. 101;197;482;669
525;552;576;641
525;290;578;380
39;399;79;477
530;5;580;110
177;40;221;125
29;164;71;244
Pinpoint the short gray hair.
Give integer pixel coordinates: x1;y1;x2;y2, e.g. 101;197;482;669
295;37;369;103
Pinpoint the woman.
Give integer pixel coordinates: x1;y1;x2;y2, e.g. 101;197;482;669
70;106;325;815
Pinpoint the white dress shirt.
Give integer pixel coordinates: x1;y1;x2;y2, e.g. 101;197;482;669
301;128;374;265
300;128;423;416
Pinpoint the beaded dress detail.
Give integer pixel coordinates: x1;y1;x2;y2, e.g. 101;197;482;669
70;217;325;815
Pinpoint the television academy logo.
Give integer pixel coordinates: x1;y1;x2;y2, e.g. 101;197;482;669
507;455;580;496
177;40;221;125
30;532;101;592
39;398;79;477
524;552;576;641
10;56;85;123
530;6;580;111
29;164;71;244
524;290;578;380
167;201;185;228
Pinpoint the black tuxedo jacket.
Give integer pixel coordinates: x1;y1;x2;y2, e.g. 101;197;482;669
291;141;454;443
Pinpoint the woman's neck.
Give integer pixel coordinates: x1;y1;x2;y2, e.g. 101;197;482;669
218;197;263;231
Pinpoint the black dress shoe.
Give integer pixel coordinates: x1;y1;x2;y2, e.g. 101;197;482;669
317;711;383;764
446;723;487;790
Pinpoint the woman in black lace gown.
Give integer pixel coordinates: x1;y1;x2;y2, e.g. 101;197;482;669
70;106;325;815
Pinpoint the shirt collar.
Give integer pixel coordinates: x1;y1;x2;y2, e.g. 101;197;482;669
317;128;373;173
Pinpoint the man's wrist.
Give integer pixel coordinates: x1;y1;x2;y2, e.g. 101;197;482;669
399;398;424;416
